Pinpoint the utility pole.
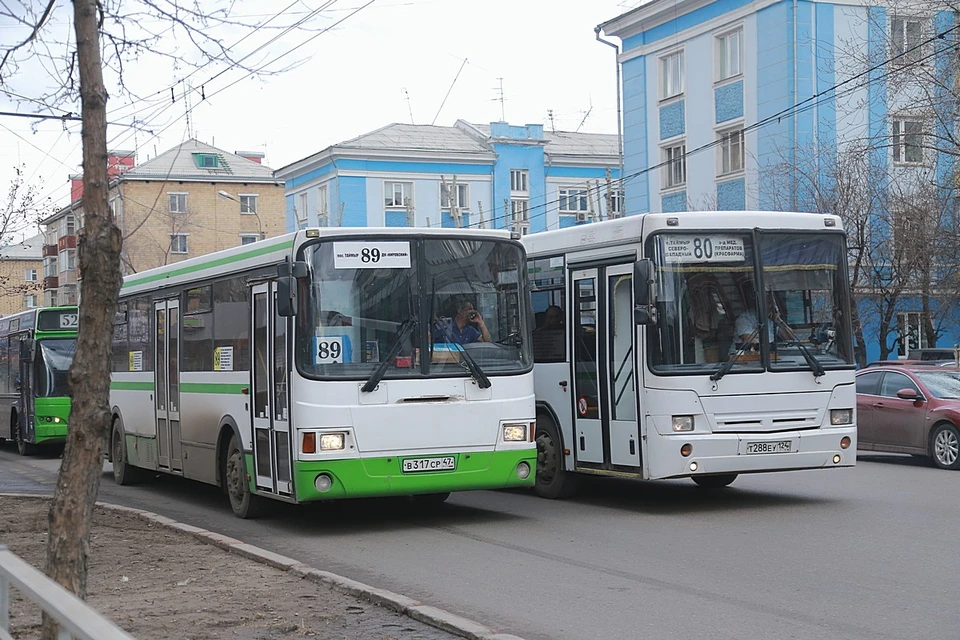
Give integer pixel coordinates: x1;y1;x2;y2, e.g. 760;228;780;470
605;168;616;219
477;201;485;229
503;198;509;232
405;197;415;227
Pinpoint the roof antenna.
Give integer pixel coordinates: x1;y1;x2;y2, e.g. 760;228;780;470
432;58;468;126
575;96;593;133
402;88;415;124
493;77;506;121
183;82;194;139
547;109;556;133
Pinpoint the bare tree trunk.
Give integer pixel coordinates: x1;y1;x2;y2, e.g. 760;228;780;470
42;0;122;636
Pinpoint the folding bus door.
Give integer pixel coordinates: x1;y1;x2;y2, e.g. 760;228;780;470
154;298;183;472
250;283;292;496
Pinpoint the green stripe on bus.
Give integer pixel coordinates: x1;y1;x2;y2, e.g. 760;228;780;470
121;239;294;289
110;381;155;391
181;382;248;395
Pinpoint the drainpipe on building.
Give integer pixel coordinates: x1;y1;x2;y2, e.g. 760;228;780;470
595;26;624;216
792;0;799;211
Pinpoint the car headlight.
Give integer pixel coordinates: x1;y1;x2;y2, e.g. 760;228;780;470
319;433;345;451
830;409;853;426
672;415;694;432
502;424;527;442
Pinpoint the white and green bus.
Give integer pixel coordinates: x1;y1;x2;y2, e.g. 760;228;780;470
524;212;857;497
109;228;536;518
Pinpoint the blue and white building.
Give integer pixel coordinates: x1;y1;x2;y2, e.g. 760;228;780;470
599;0;960;362
275;121;622;235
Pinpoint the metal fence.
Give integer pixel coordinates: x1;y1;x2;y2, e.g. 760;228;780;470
0;545;134;640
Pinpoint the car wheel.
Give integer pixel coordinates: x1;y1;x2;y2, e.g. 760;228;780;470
693;474;738;489
534;415;579;499
930;423;960;470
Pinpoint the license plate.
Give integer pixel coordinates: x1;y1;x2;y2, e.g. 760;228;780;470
746;440;792;454
401;456;456;473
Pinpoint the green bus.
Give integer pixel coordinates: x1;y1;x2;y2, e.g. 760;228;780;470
0;306;79;455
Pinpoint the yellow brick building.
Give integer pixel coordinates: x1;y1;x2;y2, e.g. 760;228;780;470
0;234;43;316
41;140;285;305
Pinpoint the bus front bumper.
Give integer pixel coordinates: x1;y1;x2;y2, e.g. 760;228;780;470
648;426;857;479
290;449;536;502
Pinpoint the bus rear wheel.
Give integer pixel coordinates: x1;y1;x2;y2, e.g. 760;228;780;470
13;414;37;457
534;415;579;499
112;426;147;486
224;433;269;519
692;474;738;489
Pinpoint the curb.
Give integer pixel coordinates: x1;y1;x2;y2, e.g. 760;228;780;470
1;493;526;640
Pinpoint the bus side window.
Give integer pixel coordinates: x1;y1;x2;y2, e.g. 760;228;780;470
0;336;7;394
214;277;250;371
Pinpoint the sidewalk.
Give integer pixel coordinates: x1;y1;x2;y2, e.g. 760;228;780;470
0;488;523;640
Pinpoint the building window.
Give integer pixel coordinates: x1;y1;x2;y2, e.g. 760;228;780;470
317;185;329;226
893;118;924;164
295;191;309;229
717;128;744;175
43;257;57;278
170;234;189;254
45;291;58;307
24;294;38;309
239;194;258;214
662;142;687;189
510;170;528;193
193;153;219;168
609;190;624;217
384;181;413;208
58;215;76;238
660;50;684;100
559;188;589;213
240;234;260;246
891;17;924;64
24;268;37;282
169;193;187;213
440;182;469;209
58;249;76;272
717;29;742;81
511;199;530;235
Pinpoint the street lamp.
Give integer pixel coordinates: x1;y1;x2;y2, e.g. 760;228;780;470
217;189;264;242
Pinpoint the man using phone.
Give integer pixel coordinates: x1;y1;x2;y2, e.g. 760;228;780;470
433;300;491;344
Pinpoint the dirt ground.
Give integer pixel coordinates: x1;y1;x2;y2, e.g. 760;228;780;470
0;496;451;640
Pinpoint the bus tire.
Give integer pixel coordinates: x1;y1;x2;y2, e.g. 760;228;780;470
13;412;37;457
692;474;738;489
534;414;579;499
224;433;269;519
112;425;146;486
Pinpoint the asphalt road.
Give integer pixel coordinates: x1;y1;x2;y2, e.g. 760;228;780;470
2;444;957;640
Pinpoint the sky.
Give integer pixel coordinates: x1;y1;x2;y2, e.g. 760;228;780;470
0;0;646;238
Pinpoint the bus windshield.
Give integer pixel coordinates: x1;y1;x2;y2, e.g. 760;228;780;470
296;237;531;381
647;231;853;375
34;338;76;398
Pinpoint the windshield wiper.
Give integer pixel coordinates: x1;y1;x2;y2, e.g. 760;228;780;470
361;316;418;393
770;297;825;378
451;342;491;389
710;324;760;382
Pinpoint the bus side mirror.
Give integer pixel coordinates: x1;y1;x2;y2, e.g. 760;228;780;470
633;259;658;325
276;261;308;317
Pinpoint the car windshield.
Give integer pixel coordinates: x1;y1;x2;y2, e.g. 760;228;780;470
916;371;960;399
295;237;531;381
647;231;854;375
33;338;76;398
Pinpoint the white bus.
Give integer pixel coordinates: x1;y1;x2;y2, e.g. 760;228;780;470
523;212;856;497
109;228;536;517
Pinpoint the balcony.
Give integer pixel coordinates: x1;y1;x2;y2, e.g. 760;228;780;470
57;235;77;251
43;276;59;290
42;244;58;258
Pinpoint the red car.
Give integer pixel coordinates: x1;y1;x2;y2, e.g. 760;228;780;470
856;364;960;469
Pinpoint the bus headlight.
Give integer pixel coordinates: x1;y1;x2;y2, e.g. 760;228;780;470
672;415;694;432
830;409;853;426
53;416;61;423
503;424;527;442
319;433;346;451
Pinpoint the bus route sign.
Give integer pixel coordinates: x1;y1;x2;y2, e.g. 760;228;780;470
662;235;745;264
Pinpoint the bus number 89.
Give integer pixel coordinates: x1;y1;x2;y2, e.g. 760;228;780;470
317;340;342;362
360;248;381;263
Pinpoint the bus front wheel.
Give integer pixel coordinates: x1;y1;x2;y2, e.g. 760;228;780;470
13;413;37;457
224;433;269;519
534;415;579;499
112;426;147;485
692;474;738;489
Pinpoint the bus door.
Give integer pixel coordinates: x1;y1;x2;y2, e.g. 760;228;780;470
17;337;34;442
154;299;183;472
570;263;641;471
250;283;292;496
